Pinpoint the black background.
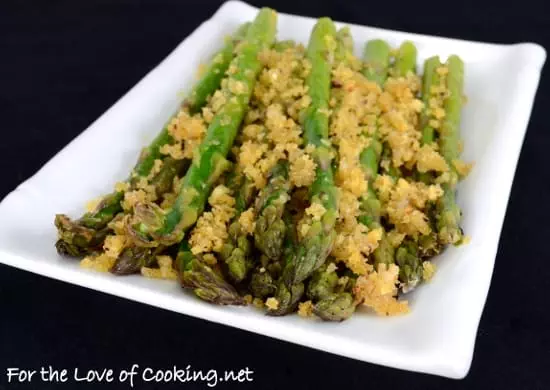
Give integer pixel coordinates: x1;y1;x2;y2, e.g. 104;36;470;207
1;0;549;389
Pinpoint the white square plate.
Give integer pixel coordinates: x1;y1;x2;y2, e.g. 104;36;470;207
0;1;545;378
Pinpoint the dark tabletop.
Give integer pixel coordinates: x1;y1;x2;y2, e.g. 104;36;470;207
1;0;548;389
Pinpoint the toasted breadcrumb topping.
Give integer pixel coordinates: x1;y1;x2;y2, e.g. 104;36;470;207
383;178;443;237
238;208;256;235
354;264;409;316
298;301;314;317
265;297;279;310
189;185;236;255
103;234;128;259
305;202;326;221
122;189;154;212
141;255;178;280
80;254;116;273
237;45;315;190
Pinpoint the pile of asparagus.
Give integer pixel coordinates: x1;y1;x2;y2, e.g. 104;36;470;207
55;8;467;321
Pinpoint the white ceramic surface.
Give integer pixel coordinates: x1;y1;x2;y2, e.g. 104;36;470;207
0;1;545;378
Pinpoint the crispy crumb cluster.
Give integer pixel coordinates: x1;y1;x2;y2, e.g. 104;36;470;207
237;45;315;190
189;185;236;255
142;255;178;280
328;60;384;275
354;264;410;316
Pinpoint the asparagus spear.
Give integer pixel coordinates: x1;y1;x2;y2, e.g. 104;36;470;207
359;39;394;266
220;174;256;282
55;157;187;257
176;240;245;305
306;263;338;301
306;263;357;321
249;268;278;299
393;41;417;77
54;24;249;257
110;246;160;275
420;56;442;146
288;18;339;285
127;8;278;247
267;211;304;316
362;39;391;86
436;55;465;245
334;26;354;64
395;239;422;292
254;160;291;260
185;23;250;113
313;292;356;321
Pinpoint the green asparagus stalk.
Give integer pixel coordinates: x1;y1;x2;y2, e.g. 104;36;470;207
220;174;256;282
306;263;357;321
288;18;339;285
306;263;338;302
395;239;422;293
55;157;187;257
267;210;304;316
362;39;391;86
185;23;250;113
54;24;249;257
436;55;465;245
334;26;354;64
254;160;291;260
393;41;417;77
127;8;278;247
110;246;159;275
176;240;245;305
313;292;356;321
359;39;394;266
249;268;278;299
420;56;442;146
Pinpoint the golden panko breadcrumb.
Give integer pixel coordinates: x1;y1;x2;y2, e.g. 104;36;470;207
265;297;279;310
189;185;236;255
80;254;116;273
354;264;409;316
238;208;256;235
298;301;314;317
141;255;178;280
